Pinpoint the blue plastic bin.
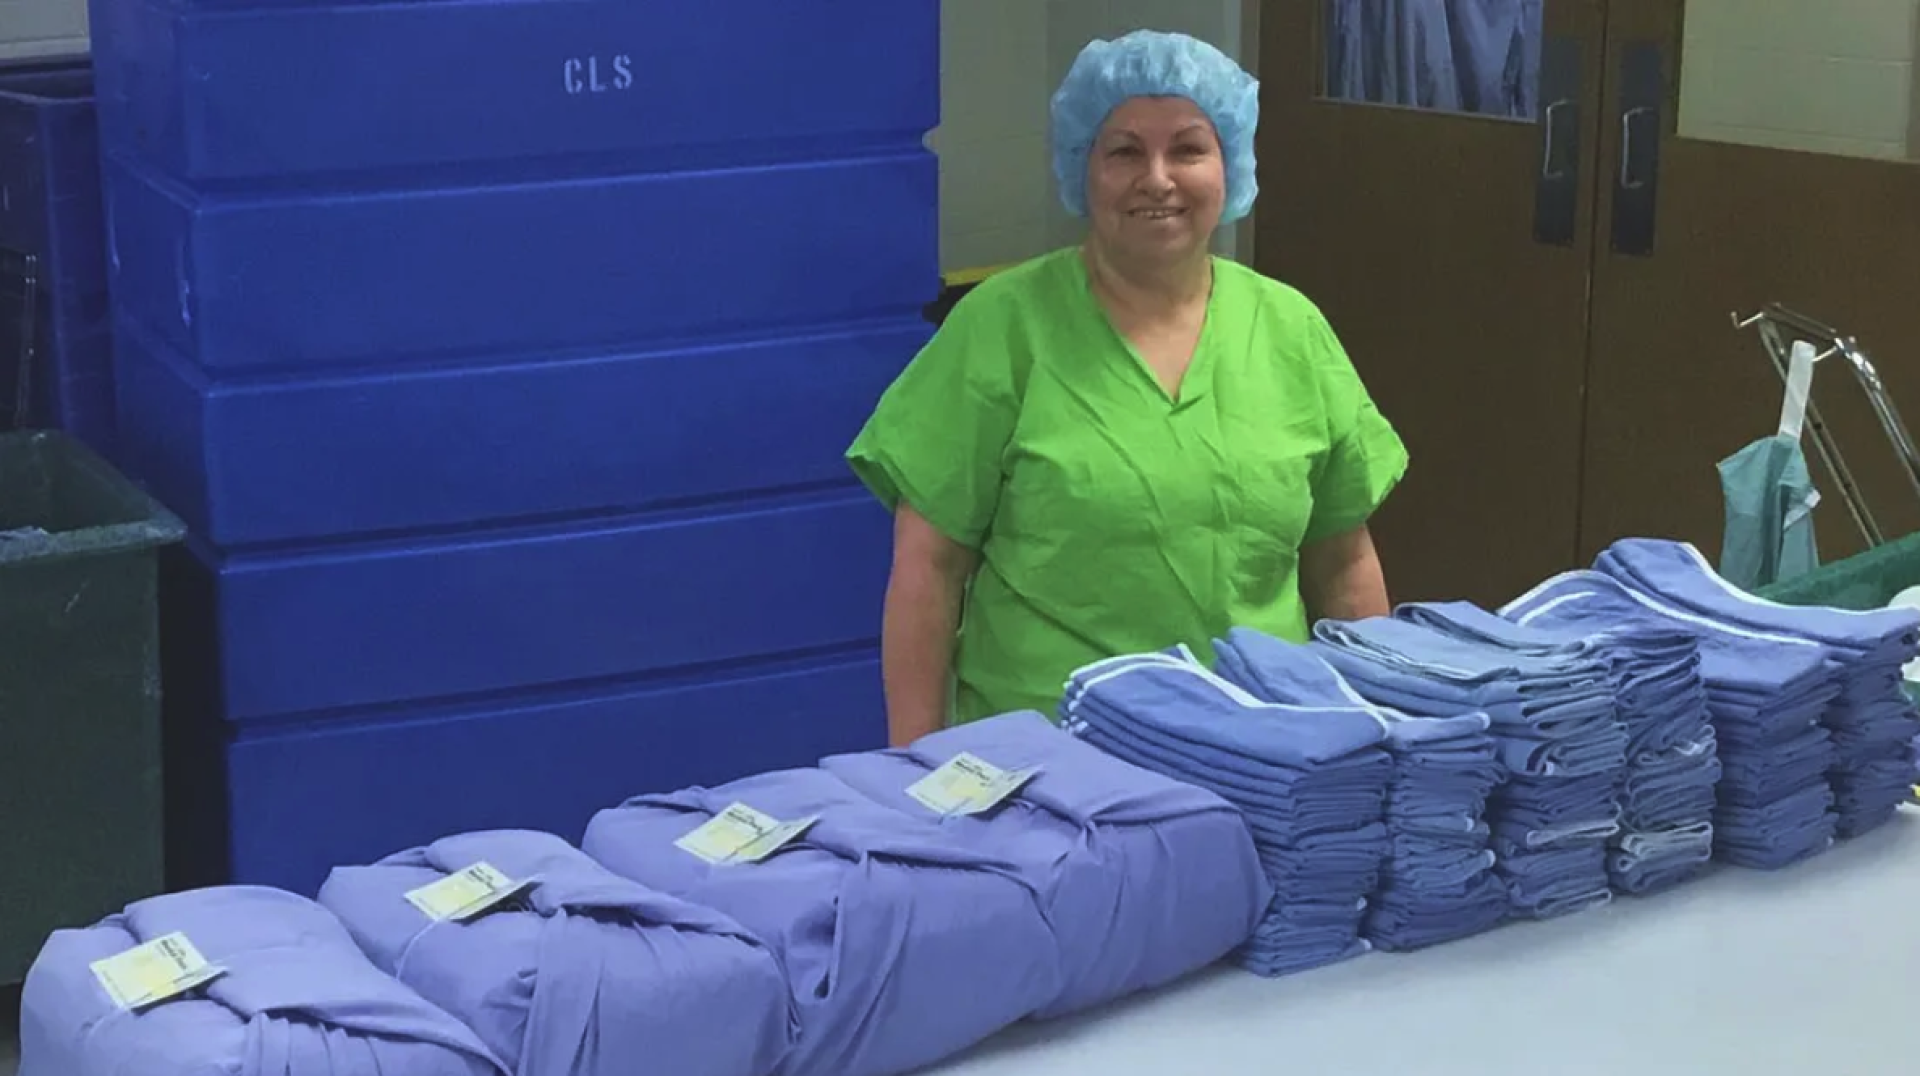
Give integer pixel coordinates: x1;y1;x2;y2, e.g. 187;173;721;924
104;153;938;373
116;318;930;547
89;0;938;181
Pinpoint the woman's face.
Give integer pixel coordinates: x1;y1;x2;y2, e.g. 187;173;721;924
1084;96;1227;268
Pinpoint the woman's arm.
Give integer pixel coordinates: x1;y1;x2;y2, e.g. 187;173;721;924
880;503;980;747
1300;523;1390;623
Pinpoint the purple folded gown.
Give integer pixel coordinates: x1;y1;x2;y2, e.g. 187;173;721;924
20;886;504;1076
318;829;797;1076
581;766;1066;1076
819;710;1269;1017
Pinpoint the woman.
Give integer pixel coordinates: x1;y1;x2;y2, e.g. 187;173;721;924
847;30;1409;746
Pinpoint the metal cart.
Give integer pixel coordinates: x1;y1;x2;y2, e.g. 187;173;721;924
1736;305;1920;796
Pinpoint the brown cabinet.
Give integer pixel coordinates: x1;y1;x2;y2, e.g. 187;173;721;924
1257;0;1920;608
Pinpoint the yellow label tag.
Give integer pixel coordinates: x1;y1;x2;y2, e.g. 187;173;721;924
906;753;1038;817
404;862;535;922
675;802;818;865
90;932;224;1011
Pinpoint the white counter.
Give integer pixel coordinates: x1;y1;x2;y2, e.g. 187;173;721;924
931;813;1920;1076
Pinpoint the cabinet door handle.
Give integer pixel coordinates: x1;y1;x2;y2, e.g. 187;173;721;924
1611;42;1665;256
1532;36;1582;247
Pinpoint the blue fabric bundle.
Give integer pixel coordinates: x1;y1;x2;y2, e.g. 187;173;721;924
580;768;1064;1076
20;886;505;1076
1504;569;1840;870
1595;538;1920;838
1060;650;1392;977
317;829;797;1076
1310;617;1625;920
1211;628;1507;950
818;710;1270;1017
1399;601;1720;896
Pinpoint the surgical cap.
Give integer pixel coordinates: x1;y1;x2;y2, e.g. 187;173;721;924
1050;30;1261;223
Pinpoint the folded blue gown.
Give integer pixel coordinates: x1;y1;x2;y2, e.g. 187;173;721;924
580;767;1063;1076
817;710;1269;1017
1309;616;1623;919
1060;650;1392;977
1397;600;1720;895
1312;618;1627;778
317;829;796;1076
1595;538;1920;837
1210;627;1508;951
20;886;505;1076
1505;569;1839;869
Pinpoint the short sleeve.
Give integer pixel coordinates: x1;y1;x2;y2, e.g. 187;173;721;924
1303;313;1410;544
845;288;1022;549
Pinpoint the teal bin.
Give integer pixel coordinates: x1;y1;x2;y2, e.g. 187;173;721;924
1754;531;1920;612
0;430;184;984
1755;531;1920;792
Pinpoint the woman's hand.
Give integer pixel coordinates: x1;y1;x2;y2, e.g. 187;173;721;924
1300;524;1390;624
880;504;980;747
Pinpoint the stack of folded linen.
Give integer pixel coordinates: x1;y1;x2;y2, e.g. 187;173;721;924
581;768;1066;1076
20;886;506;1076
818;710;1271;1017
1059;649;1392;977
318;829;797;1076
1504;568;1840;869
1211;628;1508;952
1398;600;1721;895
1309;617;1627;920
1595;538;1920;838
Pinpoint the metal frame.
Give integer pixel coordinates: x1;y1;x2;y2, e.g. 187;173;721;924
0;244;38;431
1732;303;1920;549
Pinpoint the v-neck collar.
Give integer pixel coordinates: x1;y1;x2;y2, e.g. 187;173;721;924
1073;251;1220;409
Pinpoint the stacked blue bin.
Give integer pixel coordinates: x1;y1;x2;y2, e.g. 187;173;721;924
89;0;941;895
0;62;115;448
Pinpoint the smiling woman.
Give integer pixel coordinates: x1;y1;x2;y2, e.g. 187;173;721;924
846;29;1410;747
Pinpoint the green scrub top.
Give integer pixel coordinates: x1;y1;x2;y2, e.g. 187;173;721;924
847;247;1409;726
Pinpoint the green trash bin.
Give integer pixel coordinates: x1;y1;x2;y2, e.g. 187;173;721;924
0;429;185;985
1755;530;1920;795
1754;530;1920;612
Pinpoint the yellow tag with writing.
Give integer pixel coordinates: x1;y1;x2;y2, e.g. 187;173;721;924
90;932;224;1011
675;802;818;865
404;862;535;922
906;753;1038;817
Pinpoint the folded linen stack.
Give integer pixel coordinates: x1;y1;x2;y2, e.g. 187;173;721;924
1595;539;1920;838
581;767;1066;1076
1398;600;1721;895
1211;627;1508;952
818;710;1271;1017
1309;617;1627;920
1504;568;1840;869
1060;650;1392;977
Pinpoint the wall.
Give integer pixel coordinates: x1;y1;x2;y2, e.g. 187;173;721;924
0;0;87;62
1679;0;1920;160
937;0;1250;275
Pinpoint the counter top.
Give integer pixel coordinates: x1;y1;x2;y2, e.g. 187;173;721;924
933;813;1920;1075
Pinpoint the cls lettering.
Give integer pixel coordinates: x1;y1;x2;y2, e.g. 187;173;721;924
564;55;633;94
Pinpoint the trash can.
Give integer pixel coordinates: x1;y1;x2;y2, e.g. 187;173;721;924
1755;530;1920;797
0;429;184;985
1754;530;1920;612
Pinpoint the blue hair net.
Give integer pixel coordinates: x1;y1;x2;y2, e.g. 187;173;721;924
1050;30;1261;223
